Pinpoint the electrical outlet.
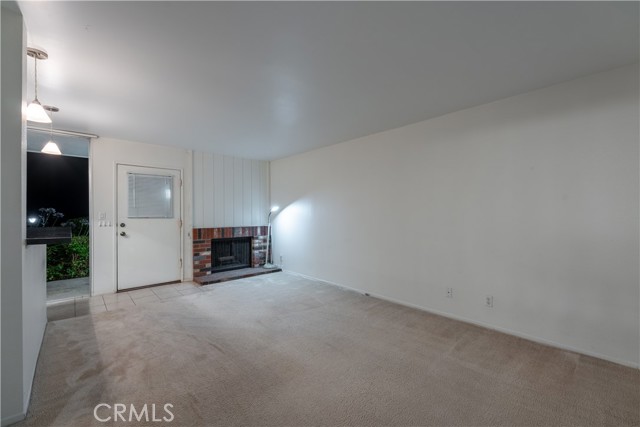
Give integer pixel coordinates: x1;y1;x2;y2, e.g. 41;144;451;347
485;295;493;307
279;255;283;264
446;287;453;298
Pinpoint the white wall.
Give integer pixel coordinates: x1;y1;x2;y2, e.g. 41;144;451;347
271;65;640;368
1;3;3;420
192;151;270;228
22;245;47;413
90;138;192;295
1;3;47;424
1;3;26;424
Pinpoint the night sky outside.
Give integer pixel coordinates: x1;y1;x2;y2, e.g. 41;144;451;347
27;152;89;221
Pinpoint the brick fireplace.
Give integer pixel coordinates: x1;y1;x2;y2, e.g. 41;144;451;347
192;227;269;278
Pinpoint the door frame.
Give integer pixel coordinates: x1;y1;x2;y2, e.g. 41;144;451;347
114;162;184;291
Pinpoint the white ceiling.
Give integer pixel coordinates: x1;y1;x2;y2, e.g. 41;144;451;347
18;1;639;161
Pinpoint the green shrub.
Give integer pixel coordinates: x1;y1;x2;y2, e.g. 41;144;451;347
47;235;90;281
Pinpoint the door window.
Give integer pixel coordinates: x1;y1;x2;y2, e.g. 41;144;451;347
127;173;174;218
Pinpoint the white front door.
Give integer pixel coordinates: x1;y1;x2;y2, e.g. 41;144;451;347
117;165;182;290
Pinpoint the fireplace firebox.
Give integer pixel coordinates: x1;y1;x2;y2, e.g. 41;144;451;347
210;237;252;273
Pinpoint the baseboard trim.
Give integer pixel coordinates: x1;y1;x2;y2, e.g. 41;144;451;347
284;270;639;370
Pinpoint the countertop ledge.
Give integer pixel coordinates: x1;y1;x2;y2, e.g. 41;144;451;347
26;227;72;245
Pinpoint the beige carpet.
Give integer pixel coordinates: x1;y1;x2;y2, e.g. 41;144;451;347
18;272;640;426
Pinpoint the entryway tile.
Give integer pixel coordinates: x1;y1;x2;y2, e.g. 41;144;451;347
132;294;162;305
47;281;202;320
157;293;182;301
47;301;76;321
172;283;198;291
86;295;106;307
126;288;156;298
152;287;181;299
105;298;136;311
76;302;107;316
103;293;133;303
178;287;202;296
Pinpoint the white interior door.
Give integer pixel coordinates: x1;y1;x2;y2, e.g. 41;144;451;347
117;165;182;290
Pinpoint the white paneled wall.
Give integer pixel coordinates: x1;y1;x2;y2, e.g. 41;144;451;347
193;151;270;228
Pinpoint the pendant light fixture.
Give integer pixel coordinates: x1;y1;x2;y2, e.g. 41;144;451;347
41;105;62;155
26;47;52;123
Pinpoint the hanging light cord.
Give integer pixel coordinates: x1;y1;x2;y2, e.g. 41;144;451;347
34;55;39;101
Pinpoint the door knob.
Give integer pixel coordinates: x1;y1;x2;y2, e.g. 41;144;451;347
120;223;126;227
120;231;127;237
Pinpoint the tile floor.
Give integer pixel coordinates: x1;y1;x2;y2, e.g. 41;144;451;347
46;281;208;321
47;276;91;302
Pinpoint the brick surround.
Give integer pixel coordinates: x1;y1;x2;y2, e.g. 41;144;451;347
192;226;269;277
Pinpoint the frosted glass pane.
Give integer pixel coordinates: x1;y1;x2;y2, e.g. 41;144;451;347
128;173;174;218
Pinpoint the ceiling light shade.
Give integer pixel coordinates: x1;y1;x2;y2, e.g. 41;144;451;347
270;206;280;212
41;141;62;155
41;105;61;155
27;100;52;123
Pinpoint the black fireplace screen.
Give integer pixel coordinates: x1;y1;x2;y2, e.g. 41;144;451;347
211;237;252;273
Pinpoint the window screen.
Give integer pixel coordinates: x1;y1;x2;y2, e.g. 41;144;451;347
128;173;174;218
